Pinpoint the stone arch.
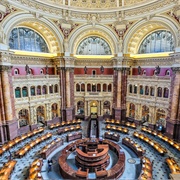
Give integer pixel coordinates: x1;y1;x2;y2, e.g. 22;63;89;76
68;24;119;55
2;11;64;53
123;15;178;54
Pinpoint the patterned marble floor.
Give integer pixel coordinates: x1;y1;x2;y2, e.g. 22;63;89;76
0;120;179;180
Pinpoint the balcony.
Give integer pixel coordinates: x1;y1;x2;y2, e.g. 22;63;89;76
74;75;113;80
12;75;59;81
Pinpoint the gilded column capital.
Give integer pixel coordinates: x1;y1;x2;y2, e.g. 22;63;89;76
171;67;180;73
0;65;12;72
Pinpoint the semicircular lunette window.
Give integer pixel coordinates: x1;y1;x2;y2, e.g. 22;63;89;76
138;30;174;54
76;36;112;55
9;27;49;53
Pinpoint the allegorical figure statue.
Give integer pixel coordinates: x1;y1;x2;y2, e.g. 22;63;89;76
84;66;87;74
155;65;160;75
138;66;142;75
45;65;49;75
25;64;30;75
63;38;69;52
100;65;104;74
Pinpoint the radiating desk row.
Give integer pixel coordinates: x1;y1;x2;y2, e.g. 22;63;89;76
105;124;129;134
49;119;81;129
165;157;180;174
0;127;44;156
141;126;180;151
104;132;120;142
57;125;81;135
15;132;52;158
0;160;17;180
105;119;136;129
139;156;153;180
67;132;82;142
122;137;145;157
40;138;63;159
133;132;167;155
28;158;43;180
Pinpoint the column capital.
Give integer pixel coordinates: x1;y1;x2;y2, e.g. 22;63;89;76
0;65;12;72
171;67;180;73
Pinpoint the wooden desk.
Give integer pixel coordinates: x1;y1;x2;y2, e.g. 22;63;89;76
15;132;52;158
76;168;89;179
104;132;120;142
0;160;17;180
28;158;43;180
95;169;108;178
166;157;180;174
57;125;82;135
133;131;167;155
40;138;63;159
67;132;82;142
122;137;145;157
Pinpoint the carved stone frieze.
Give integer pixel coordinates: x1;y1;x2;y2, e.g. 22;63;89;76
74;58;113;67
10;55;54;65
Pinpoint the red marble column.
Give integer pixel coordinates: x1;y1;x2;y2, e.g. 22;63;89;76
166;67;180;140
0;65;18;142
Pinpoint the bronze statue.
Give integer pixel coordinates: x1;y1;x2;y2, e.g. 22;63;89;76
138;66;141;75
155;65;160;75
84;66;87;74
25;64;30;75
100;65;104;74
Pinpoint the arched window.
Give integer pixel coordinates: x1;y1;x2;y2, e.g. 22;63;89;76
129;103;135;118
18;109;29;127
129;84;132;93
92;83;96;92
163;88;169;98
142;105;149;122
97;84;101;92
150;87;154;96
37;85;41;95
139;85;143;95
54;84;58;93
77;101;84;115
49;85;53;94
103;84;107;92
37;106;45;124
15;87;21;98
40;69;44;74
81;84;85;92
9;27;49;52
157;87;162;97
87;84;91;92
143;70;146;76
108;84;112;92
42;85;47;94
76;84;80;92
138;30;174;54
22;86;28;97
103;101;110;115
14;68;19;75
52;103;58;118
145;86;149;95
165;70;170;76
30;86;35;96
134;85;137;94
76;36;112;55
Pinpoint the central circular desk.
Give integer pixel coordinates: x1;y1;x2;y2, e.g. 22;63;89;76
59;138;125;179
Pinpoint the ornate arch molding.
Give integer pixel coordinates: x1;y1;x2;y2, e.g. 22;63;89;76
124;16;178;54
2;11;64;53
68;24;119;55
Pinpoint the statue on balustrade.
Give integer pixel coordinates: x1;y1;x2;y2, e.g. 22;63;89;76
100;65;104;74
45;65;49;75
138;66;142;75
25;64;30;75
155;65;160;75
84;66;88;74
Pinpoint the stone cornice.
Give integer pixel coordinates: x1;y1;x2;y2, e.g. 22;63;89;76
6;0;176;22
0;65;12;72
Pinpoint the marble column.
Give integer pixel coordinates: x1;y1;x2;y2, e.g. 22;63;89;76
166;67;180;140
0;65;18;141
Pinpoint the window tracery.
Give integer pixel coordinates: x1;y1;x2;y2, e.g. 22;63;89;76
77;36;112;55
9;27;49;53
138;30;174;54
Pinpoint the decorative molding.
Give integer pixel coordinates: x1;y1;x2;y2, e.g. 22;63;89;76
0;65;12;72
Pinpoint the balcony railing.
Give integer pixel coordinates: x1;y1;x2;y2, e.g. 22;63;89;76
74;75;113;79
12;75;59;81
128;75;171;81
